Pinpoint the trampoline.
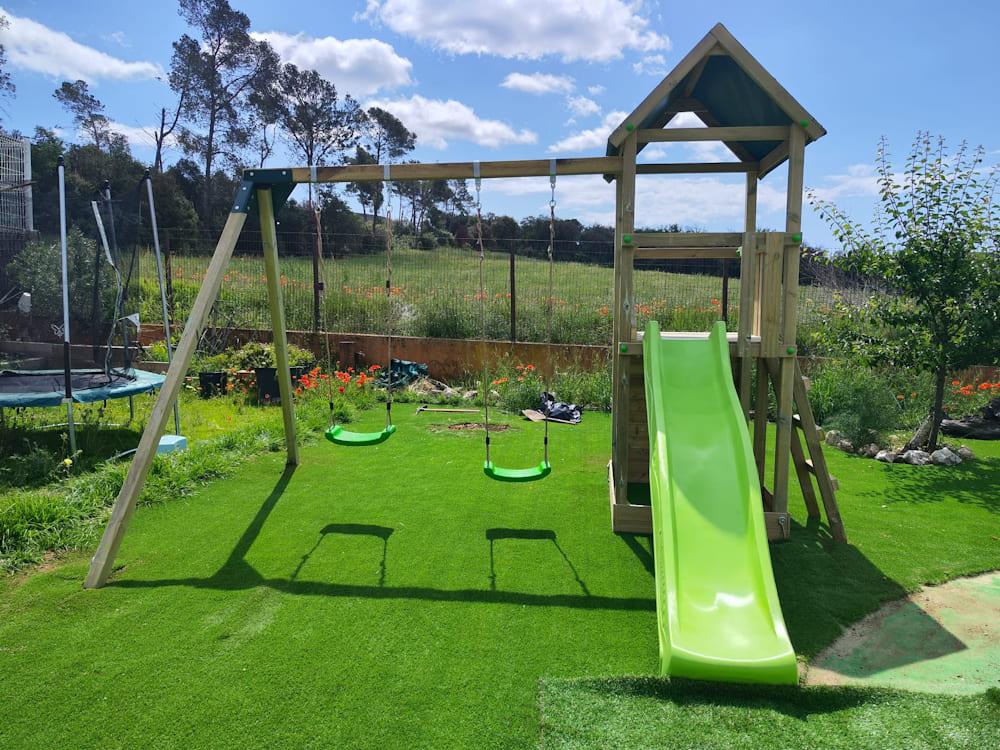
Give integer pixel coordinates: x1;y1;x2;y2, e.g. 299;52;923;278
0;368;165;409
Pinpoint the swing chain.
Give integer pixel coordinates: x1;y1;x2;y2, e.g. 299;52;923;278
544;160;557;463
384;164;394;429
473;161;490;462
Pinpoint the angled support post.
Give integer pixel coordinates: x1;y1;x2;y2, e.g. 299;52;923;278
257;187;300;466
85;202;250;588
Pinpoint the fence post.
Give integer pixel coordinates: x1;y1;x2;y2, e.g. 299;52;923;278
509;240;517;342
163;228;174;322
312;213;322;332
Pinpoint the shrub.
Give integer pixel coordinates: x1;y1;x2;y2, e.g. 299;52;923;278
412;295;477;340
553;363;612;410
810;361;901;446
9;230;115;324
228;341;315;370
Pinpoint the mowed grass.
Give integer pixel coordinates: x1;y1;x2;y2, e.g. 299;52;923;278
146;245;847;344
1;411;998;748
539;678;1000;749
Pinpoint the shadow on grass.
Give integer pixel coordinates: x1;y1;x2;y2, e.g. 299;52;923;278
486;528;590;595
110;468;652;612
772;518;965;669
618;534;655;577
869;457;1000;513
292;523;394;585
546;675;900;719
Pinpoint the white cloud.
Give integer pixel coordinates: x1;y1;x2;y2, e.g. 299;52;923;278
0;8;162;81
809;164;878;201
548;110;626;153
633;53;668;76
500;72;574;95
487;175;785;229
587;84;605;96
364;94;537;149
252;31;412;96
566;95;600;117
488;173;786;226
361;0;669;62
103;31;130;49
106;121;176;150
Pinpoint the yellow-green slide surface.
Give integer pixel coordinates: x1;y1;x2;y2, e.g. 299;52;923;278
643;320;797;684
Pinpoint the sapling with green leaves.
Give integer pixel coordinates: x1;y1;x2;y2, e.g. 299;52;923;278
809;133;999;451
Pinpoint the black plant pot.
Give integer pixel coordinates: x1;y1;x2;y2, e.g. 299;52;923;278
198;371;228;398
254;367;280;404
255;366;309;405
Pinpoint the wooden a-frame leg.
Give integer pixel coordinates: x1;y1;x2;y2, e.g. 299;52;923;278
85;211;248;589
765;357;819;518
258;188;299;467
792;360;847;542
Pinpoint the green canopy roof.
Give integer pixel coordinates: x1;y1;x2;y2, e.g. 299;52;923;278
606;23;825;177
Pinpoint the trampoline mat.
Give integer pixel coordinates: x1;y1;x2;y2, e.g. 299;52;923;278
0;369;132;395
0;368;166;408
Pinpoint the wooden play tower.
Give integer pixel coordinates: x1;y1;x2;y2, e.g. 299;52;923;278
605;23;846;542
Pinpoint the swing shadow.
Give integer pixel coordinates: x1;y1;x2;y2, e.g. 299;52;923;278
109;469;652;613
291;523;394;586
486;528;590;596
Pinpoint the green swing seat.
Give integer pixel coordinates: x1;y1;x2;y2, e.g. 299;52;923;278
326;423;396;446
483;459;552;483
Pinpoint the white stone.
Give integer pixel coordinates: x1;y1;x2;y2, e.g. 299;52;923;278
956;445;976;461
901;450;931;466
860;443;880;458
837;439;855;453
875;450;897;463
930;447;962;466
825;430;843;447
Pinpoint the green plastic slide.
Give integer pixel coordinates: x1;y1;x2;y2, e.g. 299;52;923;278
643;320;797;685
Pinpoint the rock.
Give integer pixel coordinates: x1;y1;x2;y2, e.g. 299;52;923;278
836;439;855;453
461;389;478;401
930;447;962;466
900;449;931;466
860;443;880;458
824;430;843;447
956;445;975;461
875;450;897;463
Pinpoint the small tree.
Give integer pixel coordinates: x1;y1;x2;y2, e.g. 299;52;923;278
0;14;15;107
276;63;361;205
54;80;111;150
357;106;416;231
809;133;999;451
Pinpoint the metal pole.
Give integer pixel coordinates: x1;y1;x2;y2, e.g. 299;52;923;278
103;181;127;367
145;171;180;435
57;156;76;455
22;138;33;232
509;240;516;342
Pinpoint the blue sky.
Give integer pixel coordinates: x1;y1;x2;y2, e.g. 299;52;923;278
1;0;998;247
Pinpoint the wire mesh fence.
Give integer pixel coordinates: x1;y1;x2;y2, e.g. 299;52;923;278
129;228;872;348
0;134;32;233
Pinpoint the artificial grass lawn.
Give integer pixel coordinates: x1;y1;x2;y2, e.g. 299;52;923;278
1;412;998;748
539;678;1000;749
